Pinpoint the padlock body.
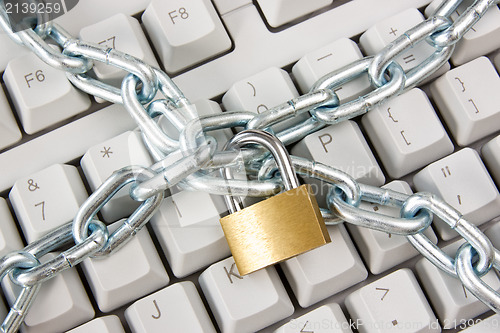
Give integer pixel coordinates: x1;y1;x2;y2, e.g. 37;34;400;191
220;184;330;275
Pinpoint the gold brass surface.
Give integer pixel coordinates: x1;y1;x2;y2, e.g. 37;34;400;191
219;184;331;275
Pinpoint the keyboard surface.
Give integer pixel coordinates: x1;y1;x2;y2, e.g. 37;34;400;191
1;0;500;332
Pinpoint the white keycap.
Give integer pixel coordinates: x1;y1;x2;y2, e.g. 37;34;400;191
199;257;294;333
346;181;438;275
281;224;367;307
361;88;454;178
486;219;500;243
80;13;159;88
0;198;23;257
359;8;449;79
222;67;308;133
125;281;216;333
158;99;233;151
67;316;125;333
274;303;352;333
150;190;230;278
80;130;153;222
292;37;371;101
256;0;333;27
425;0;500;65
0;88;21;151
415;240;500;329
291;120;385;206
142;0;231;73
2;253;94;333
482;135;500;187
0;37;29;74
81;221;169;312
345;269;441;333
430;56;500;146
460;314;500;332
413;148;500;241
0;104;136;193
3;52;91;134
9;164;88;242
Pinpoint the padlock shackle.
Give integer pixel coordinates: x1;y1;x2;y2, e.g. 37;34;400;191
222;130;300;195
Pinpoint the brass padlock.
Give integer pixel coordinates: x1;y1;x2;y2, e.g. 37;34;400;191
219;129;331;275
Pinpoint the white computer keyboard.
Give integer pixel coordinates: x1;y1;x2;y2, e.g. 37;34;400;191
1;0;500;332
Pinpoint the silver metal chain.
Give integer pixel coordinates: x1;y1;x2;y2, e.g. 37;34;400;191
1;0;500;331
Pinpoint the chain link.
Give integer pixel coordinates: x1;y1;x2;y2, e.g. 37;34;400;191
1;0;500;331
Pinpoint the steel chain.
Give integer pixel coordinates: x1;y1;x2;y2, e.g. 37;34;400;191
1;0;500;331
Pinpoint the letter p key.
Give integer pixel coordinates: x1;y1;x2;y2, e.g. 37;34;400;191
319;134;333;153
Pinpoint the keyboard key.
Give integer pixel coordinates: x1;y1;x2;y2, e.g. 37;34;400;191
2;253;94;333
425;0;500;65
158;99;233;151
482;135;500;187
291;120;385;206
80;130;153;222
430;56;500;146
0;104;137;193
413;148;500;241
67;316;126;333
80;13;159;88
81;221;169;312
281;224;367;307
0;198;23;257
292;37;371;102
199;257;294;333
415;240;500;329
0;0;152;71
150;190;230;278
0;88;21;151
359;8;449;79
3;52;91;134
9;164;88;242
274;303;351;333
361;88;454;178
460;314;500;332
125;281;216;333
222;67;308;133
345;269;440;333
485;221;500;249
142;0;232;73
346;181;438;275
256;0;333;27
0;298;6;324
494;50;500;72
